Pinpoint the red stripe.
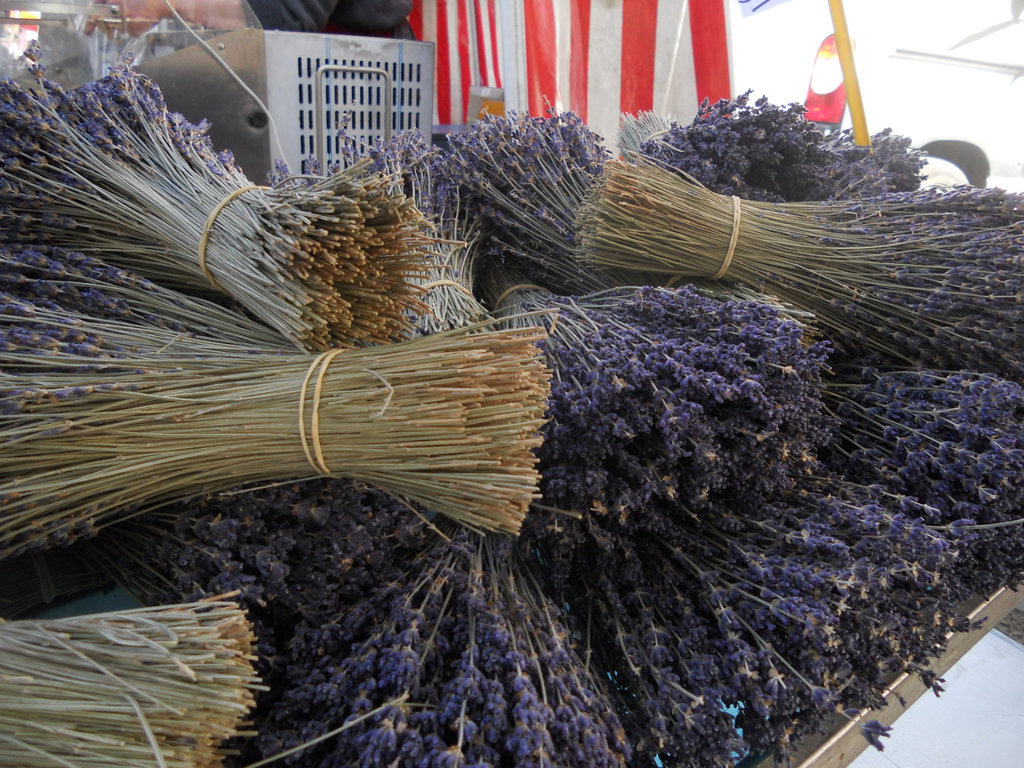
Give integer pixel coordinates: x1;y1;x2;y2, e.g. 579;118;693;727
524;0;559;116
409;0;423;39
457;0;473;122
488;0;502;88
435;0;452;124
620;0;658;115
569;0;590;120
689;0;732;104
473;0;490;85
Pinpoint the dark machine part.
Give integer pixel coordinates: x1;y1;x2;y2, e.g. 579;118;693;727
138;28;272;182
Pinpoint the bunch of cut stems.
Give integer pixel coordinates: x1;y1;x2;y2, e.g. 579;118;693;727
411;188;493;336
359;131;492;335
436;111;629;294
0;597;260;768
577;159;1023;371
0;322;551;558
0;246;291;353
414;221;492;335
617;110;675;155
0;63;433;351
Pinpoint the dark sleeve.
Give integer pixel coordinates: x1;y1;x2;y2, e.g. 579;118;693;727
245;0;339;32
328;0;413;32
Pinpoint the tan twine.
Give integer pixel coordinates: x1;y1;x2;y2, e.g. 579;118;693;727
298;349;344;475
494;283;547;309
198;185;267;291
663;195;741;287
419;278;477;298
298;350;394;476
712;195;743;280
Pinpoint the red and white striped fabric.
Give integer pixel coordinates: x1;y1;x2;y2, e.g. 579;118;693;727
412;0;732;143
411;0;505;126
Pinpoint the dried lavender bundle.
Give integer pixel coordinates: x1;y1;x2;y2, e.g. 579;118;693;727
521;473;960;766
825;368;1024;602
347;130;492;334
635;93;836;202
0;54;432;351
821;127;925;198
0;244;289;355
0;322;550;558
632;93;923;203
494;283;836;517
261;529;631;768
434;111;632;294
0;598;260;768
409;213;492;336
579;159;1024;378
617;109;675;156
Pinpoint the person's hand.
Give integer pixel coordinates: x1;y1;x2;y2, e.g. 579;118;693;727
85;1;248;37
84;1;172;37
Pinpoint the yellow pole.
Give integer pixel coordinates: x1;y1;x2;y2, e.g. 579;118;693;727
827;0;871;147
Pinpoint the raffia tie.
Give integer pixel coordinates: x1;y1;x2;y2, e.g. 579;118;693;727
666;196;742;287
298;350;393;475
198;185;267;292
419;278;477;299
493;283;546;309
711;195;743;280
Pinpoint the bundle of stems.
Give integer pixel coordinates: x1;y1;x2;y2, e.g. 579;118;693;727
413;216;493;335
0;322;551;558
0;58;433;351
482;278;621;358
433;111;637;294
1;245;290;354
347;130;493;334
249;523;631;767
0;597;260;768
617;110;675;155
578;158;1024;375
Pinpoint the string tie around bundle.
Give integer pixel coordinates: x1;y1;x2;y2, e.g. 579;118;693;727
198;185;268;292
298;350;394;475
664;195;741;288
421;279;465;291
419;278;477;299
494;283;547;309
712;195;743;280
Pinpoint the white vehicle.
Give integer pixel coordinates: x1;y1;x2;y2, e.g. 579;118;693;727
728;0;1024;191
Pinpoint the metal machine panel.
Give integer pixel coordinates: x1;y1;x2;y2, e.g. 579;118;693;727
263;31;434;173
139;29;434;183
138;28;271;181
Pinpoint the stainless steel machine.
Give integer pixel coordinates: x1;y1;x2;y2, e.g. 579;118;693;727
137;29;435;181
1;3;435;182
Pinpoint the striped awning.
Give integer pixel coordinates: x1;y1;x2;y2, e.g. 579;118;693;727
411;0;733;144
